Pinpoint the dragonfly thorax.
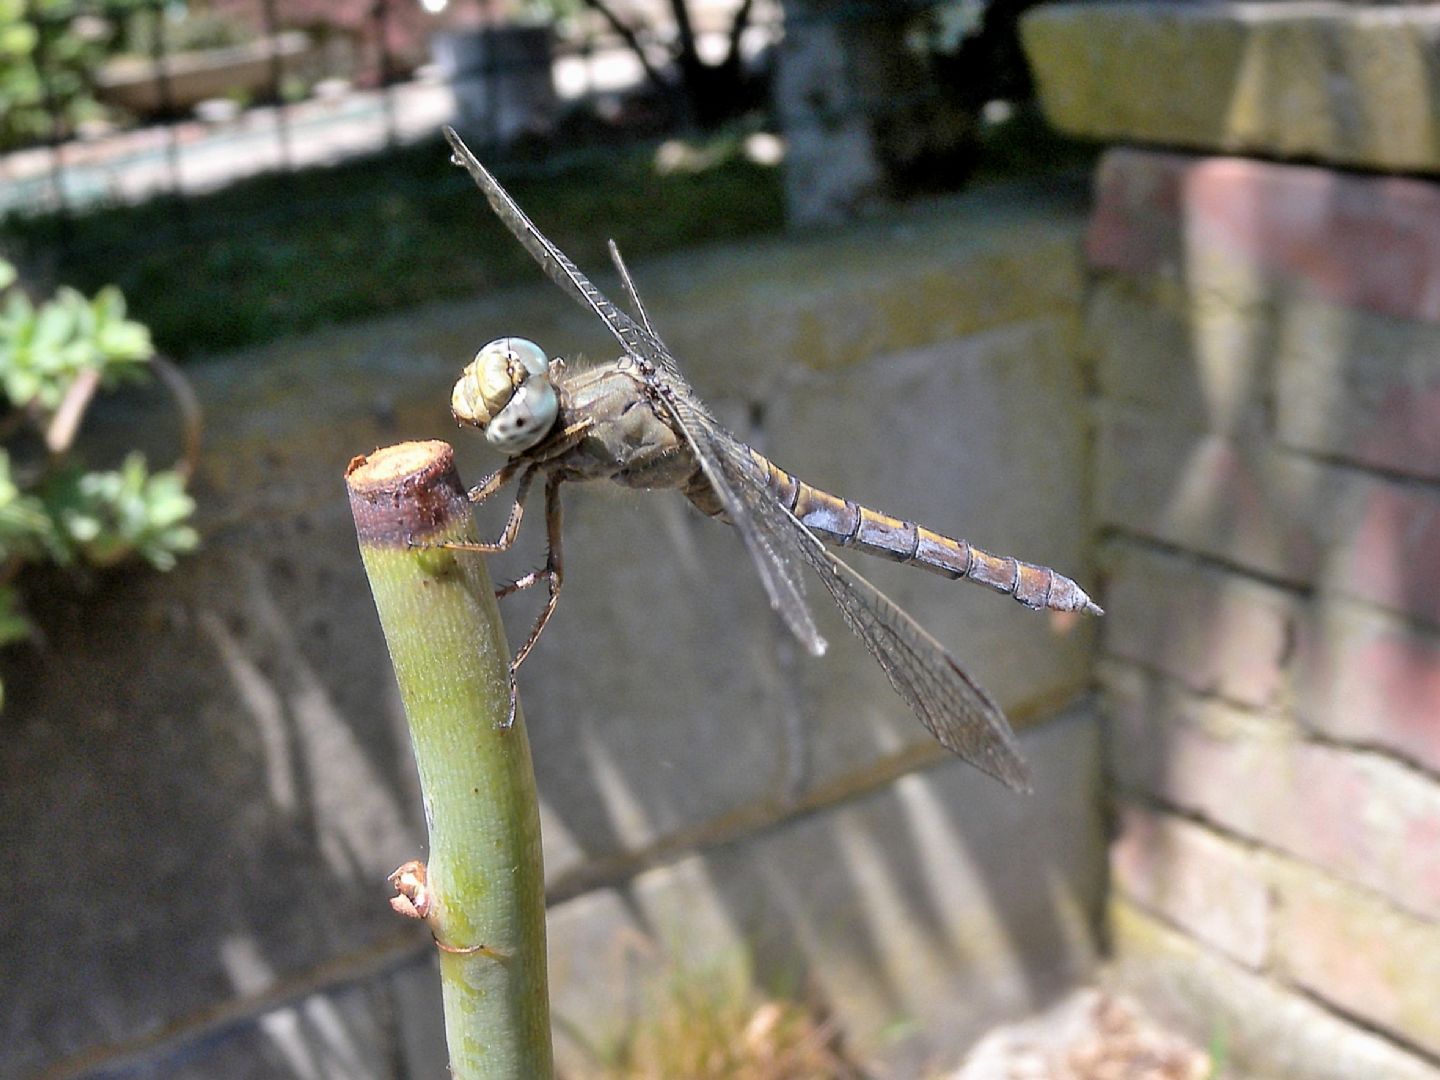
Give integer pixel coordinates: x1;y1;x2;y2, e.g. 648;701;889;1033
452;337;559;454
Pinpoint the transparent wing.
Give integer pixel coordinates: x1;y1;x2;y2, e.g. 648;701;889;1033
446;127;822;654
666;392;826;656
691;417;1033;793
445;127;684;382
608;240;654;335
447;128;1028;789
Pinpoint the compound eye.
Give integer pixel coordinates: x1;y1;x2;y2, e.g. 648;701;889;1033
453;337;551;427
485;375;558;454
478;337;548;377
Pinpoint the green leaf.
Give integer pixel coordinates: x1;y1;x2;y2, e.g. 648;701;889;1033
0;450;55;561
0;271;153;412
0;586;32;648
33;290;80;350
47;453;198;570
0;22;37;59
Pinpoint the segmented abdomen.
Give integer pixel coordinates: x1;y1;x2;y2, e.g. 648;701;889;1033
745;449;1102;616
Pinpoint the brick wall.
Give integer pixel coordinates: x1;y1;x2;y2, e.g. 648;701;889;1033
1026;1;1440;1072
1087;150;1440;1076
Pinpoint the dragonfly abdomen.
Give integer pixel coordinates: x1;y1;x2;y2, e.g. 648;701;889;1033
748;450;1102;616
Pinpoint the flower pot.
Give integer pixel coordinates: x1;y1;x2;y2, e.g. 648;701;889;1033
97;31;315;116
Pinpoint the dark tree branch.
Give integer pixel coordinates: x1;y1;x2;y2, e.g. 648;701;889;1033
577;0;673;97
725;0;757;67
667;0;698;63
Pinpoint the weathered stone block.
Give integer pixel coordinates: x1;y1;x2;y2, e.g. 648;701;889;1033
1103;659;1291;817
0;504;438;1076
500;478;787;880
546;710;1103;1076
1085;147;1440;325
1108;899;1440;1080
1295;600;1440;775
1272;863;1440;1061
49;952;446;1080
1101;543;1294;707
1110;802;1269;969
1024;2;1440;173
1090;268;1440;480
1097;405;1440;626
653;185;1087;397
4;186;1096;1078
1105;661;1440;921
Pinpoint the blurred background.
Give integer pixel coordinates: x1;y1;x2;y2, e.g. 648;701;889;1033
2;0;1437;1077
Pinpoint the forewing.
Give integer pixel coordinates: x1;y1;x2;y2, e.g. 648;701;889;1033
608;240;655;335
666;394;827;657
445;127;685;382
695;422;1033;793
447;127;821;651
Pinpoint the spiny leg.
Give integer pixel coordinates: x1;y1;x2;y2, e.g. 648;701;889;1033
490;474;568;602
511;475;564;671
436;464;537;557
499;475;565;728
468;459;524;505
462;421;589;592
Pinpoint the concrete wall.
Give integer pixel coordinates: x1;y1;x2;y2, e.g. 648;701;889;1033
1028;3;1440;1078
2;177;1104;1078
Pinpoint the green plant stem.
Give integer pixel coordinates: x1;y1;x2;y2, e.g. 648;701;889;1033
346;440;553;1079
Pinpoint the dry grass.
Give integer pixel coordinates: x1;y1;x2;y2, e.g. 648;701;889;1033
563;960;861;1080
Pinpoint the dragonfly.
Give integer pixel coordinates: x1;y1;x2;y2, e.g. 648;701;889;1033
440;126;1101;793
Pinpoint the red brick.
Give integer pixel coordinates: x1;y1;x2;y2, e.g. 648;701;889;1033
1102;544;1293;707
1104;662;1440;920
1274;301;1440;482
1098;407;1325;587
1088;149;1440;325
1331;479;1440;627
1295;603;1440;774
1111;802;1270;968
1099;411;1440;629
1109;898;1440;1080
1086;275;1271;438
1273;865;1440;1059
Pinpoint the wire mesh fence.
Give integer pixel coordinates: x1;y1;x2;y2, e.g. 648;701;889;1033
4;0;785;218
0;1;1070;359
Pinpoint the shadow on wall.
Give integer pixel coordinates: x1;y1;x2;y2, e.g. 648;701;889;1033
0;528;431;1078
542;708;1103;1076
1;192;1107;1079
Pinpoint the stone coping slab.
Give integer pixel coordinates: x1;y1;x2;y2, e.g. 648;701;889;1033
1023;1;1440;173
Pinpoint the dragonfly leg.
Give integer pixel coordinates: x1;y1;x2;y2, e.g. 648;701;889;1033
466;459;524;504
437;465;538;556
494;571;544;600
501;475;565;729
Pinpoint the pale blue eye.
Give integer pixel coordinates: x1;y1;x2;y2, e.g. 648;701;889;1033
485;376;558;454
477;337;548;377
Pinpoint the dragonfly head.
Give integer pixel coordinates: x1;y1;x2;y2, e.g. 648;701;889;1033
452;337;559;454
